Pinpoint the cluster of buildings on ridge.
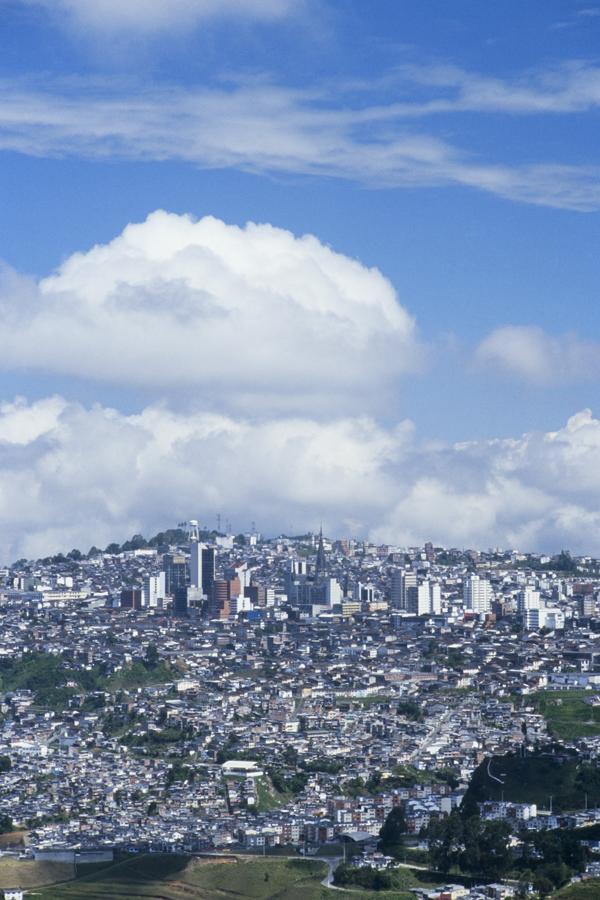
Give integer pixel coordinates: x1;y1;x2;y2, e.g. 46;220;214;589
0;528;599;895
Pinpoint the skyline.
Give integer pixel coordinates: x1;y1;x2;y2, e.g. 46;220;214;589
0;0;599;558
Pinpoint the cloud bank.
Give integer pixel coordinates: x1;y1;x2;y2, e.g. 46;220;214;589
2;398;600;560
0;213;597;560
0;211;420;412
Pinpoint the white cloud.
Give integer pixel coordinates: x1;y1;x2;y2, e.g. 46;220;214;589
0;211;420;411
3;399;600;560
476;325;600;384
393;62;600;115
25;0;297;33
1;76;599;210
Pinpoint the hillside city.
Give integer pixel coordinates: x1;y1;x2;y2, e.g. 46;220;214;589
1;525;600;898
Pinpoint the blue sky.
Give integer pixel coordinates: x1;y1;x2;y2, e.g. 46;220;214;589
0;0;599;557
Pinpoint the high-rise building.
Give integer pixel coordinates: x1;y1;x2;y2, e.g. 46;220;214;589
120;587;142;610
406;579;440;616
326;577;342;608
173;586;188;617
463;575;492;614
517;588;540;613
164;553;187;595
390;570;417;609
201;547;216;596
518;588;541;630
142;572;166;608
245;584;267;607
353;582;374;604
190;541;204;590
579;595;597;617
210;580;231;619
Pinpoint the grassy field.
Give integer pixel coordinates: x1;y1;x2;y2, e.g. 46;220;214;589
33;853;413;899
0;857;74;888
334;695;393;708
463;753;600;812
254;776;292;811
532;690;600;740
553;878;600;898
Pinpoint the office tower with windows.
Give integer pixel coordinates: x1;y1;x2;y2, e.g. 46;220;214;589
210;579;231;618
164;553;187;595
173;586;188;617
120;587;142;610
201;547;216;596
390;570;417;609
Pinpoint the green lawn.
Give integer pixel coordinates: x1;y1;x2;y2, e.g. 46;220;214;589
33;853;418;899
532;690;600;741
254;776;292;811
0;857;74;888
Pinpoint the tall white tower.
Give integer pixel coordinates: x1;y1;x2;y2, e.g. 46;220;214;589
190;538;203;590
463;575;492;614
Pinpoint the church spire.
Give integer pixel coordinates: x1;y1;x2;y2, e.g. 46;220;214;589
315;524;326;578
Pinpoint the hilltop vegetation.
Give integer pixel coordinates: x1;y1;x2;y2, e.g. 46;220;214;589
0;649;175;710
463;752;600;813
553;880;600;898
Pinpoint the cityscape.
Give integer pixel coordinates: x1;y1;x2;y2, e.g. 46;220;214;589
2;0;600;898
0;526;597;896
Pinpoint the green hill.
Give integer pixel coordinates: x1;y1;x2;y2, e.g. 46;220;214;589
463;752;600;813
553;878;600;898
34;853;404;899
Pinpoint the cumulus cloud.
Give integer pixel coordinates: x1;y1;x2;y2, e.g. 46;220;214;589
476;325;600;384
2;397;600;560
25;0;297;33
0;211;420;412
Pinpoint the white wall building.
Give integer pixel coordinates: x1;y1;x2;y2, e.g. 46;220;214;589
463;575;492;614
142;572;166;609
407;579;441;616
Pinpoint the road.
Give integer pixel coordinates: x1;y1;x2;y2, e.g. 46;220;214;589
408;707;452;763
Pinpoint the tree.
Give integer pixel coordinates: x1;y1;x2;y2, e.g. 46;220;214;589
379;806;406;853
0;756;11;773
427;811;464;873
477;820;511;880
282;745;299;767
144;644;160;670
533;875;554;897
105;543;121;555
122;534;148;551
366;770;382;794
